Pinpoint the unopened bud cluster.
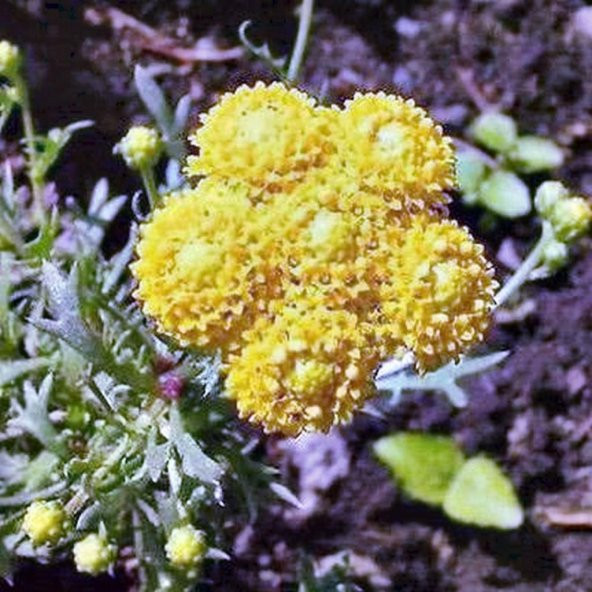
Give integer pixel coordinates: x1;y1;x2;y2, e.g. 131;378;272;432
535;181;592;270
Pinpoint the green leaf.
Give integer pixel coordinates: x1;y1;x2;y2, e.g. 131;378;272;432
374;433;465;505
509;136;564;173
25;207;59;259
456;151;487;200
470;112;517;154
478;170;531;218
0;539;12;582
32;120;93;181
443;456;523;529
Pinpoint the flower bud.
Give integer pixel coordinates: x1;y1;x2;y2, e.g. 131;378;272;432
534;181;569;217
22;500;68;546
165;525;206;571
0;40;21;80
116;126;162;170
542;239;569;272
73;533;116;575
549;196;592;242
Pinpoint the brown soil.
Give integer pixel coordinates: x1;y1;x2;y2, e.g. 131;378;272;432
2;1;592;590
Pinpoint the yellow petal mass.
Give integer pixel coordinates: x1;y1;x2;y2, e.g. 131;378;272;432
134;83;495;436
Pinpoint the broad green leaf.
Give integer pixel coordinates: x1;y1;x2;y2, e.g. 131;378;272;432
478;170;531;218
509;136;564;173
470;112;517;154
456;151;487;202
374;433;465;505
443;456;523;529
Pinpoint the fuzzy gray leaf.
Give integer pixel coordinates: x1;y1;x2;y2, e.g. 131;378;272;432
134;65;173;135
176;433;222;484
10;375;59;449
146;429;170;483
0;358;53;387
377;351;509;407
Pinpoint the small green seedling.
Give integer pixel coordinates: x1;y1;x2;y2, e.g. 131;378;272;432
374;432;524;529
373;433;465;505
457;112;565;218
443;457;524;529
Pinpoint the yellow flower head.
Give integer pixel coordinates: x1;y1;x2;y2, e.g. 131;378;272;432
132;178;281;351
165;525;206;571
337;92;455;207
73;533;116;575
0;40;21;79
117;126;162;170
22;500;68;546
226;296;380;436
377;215;497;373
134;83;494;436
186;82;332;190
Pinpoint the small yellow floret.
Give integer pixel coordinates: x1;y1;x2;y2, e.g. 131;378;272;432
22;500;67;546
226;299;379;436
0;40;20;78
73;533;116;575
117;126;162;170
165;525;206;570
186;82;332;189
338;92;455;206
378;215;497;373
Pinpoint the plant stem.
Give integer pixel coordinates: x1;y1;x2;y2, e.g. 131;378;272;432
495;221;554;308
287;0;315;83
140;166;160;210
15;76;45;225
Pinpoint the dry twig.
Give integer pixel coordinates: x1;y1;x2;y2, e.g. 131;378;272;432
85;7;244;64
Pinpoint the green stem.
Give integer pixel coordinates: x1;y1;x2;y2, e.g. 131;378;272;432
495;221;554;308
15;76;45;225
140;166;160;210
287;0;315;83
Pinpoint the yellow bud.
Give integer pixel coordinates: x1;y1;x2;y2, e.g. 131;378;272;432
73;533;116;575
116;126;162;170
0;40;21;79
165;525;206;571
550;196;592;242
22;500;68;546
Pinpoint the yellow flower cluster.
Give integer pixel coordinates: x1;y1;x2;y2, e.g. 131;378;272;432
133;83;496;436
